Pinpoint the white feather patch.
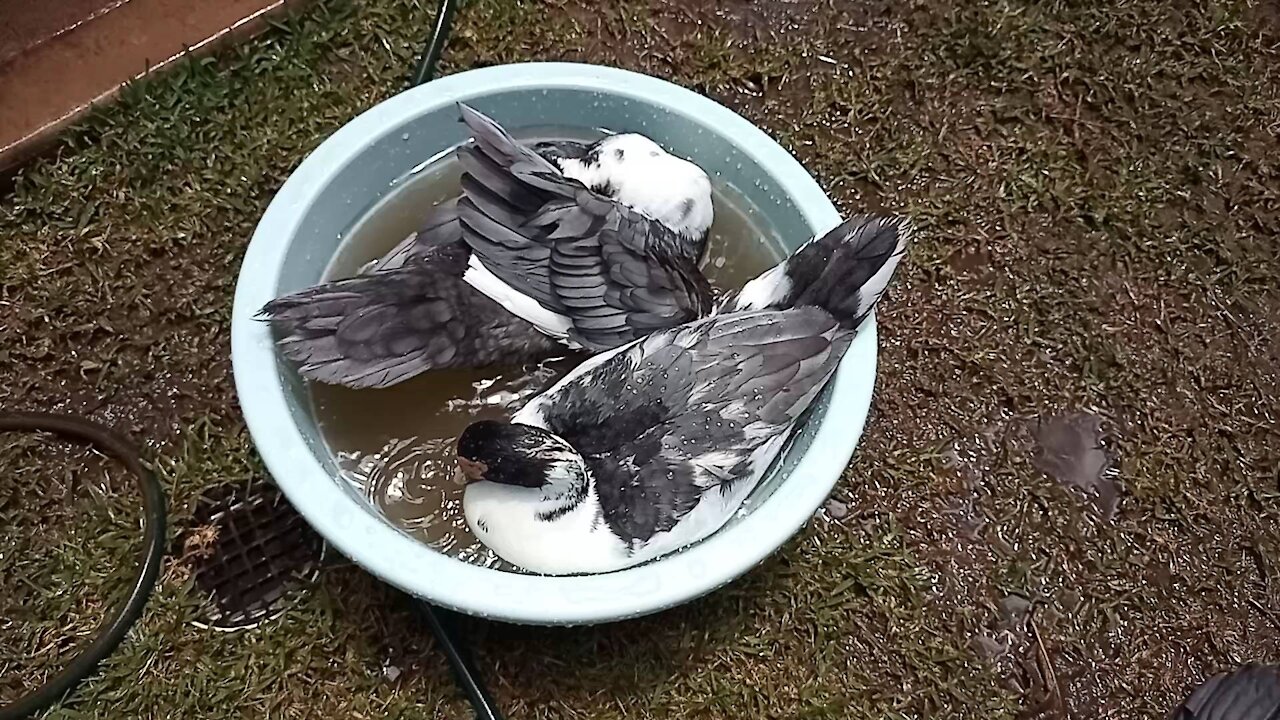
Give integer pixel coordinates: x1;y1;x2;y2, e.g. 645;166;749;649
461;254;575;340
464;481;628;575
727;261;792;312
558;134;713;240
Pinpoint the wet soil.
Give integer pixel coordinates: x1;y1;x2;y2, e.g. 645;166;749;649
0;0;1277;717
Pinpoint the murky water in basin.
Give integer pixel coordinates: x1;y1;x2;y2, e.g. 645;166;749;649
308;129;786;570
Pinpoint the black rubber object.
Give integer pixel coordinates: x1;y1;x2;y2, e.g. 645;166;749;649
1169;664;1280;720
404;5;507;718
0;412;167;720
408;0;458;87
411;600;505;720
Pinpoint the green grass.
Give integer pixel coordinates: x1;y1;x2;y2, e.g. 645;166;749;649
2;0;1279;717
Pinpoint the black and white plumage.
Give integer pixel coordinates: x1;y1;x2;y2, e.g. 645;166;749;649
455;215;912;575
454;104;714;352
1169;665;1280;720
718;212;905;326
257;103;715;389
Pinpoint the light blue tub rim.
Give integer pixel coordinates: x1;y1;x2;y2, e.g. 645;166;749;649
230;62;875;626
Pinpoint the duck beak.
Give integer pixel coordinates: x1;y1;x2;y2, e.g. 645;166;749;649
455;456;488;485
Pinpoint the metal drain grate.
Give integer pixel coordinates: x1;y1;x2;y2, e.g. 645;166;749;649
178;479;325;631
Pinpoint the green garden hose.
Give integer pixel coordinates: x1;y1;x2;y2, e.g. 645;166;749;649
409;0;458;87
0;413;167;720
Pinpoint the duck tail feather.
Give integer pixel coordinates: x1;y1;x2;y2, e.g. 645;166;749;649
723;214;911;328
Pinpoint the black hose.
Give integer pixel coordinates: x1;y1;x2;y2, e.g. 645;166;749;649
0;412;167;720
404;6;507;718
408;0;459;87
411;601;505;720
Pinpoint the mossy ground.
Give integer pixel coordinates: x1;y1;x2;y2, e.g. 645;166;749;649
2;0;1278;717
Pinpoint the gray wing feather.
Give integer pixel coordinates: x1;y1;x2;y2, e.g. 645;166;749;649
261;269;463;388
258;264;561;389
453;103;711;351
541;307;848;544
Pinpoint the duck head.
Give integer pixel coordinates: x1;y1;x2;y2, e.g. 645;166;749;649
456;420;586;490
558;133;714;261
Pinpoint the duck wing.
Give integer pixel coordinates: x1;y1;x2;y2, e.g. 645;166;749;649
454;103;712;352
257;234;561;389
533;307;849;546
